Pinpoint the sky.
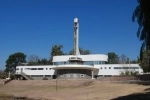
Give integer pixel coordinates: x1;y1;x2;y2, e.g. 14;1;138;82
0;0;140;70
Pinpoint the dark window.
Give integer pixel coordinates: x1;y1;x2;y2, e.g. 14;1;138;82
38;68;43;70
31;68;37;70
114;67;122;69
109;67;111;69
105;67;107;69
45;75;51;77
131;67;139;69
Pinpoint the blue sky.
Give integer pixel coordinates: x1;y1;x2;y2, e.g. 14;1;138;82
0;0;140;69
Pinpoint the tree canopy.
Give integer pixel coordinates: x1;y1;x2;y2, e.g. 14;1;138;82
5;52;26;73
133;0;150;72
49;45;64;64
69;47;91;55
132;0;150;49
107;52;119;64
140;49;150;72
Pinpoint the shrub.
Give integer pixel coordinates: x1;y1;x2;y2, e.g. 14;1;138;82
43;77;48;80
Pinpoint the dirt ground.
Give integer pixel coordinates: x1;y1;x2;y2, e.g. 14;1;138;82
0;80;150;100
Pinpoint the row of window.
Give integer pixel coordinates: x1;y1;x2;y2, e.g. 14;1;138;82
53;61;106;65
100;67;139;70
30;75;52;77
16;68;52;70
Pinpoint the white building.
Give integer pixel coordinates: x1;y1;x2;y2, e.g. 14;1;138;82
15;18;143;80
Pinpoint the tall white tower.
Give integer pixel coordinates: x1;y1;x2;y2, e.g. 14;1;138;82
74;18;80;56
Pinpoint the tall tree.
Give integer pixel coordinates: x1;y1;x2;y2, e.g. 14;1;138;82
27;55;40;65
140;49;150;72
5;52;26;73
50;45;64;64
107;52;119;64
118;54;128;64
132;0;150;50
69;47;91;55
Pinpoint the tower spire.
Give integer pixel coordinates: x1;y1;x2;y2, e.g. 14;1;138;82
74;18;80;56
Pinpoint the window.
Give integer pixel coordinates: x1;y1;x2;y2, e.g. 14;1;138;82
80;74;84;77
45;75;51;77
31;68;37;70
109;67;111;69
25;68;30;70
49;68;51;70
100;67;103;69
46;68;48;70
114;67;122;69
131;67;139;69
38;68;43;70
105;67;107;69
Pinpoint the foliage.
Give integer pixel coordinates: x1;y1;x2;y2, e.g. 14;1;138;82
107;52;119;64
69;47;91;55
140;49;150;72
118;54;128;64
50;45;64;64
5;52;26;73
120;70;138;76
0;70;8;79
43;77;48;80
132;0;150;50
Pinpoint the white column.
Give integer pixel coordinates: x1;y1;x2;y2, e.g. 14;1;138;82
91;70;94;79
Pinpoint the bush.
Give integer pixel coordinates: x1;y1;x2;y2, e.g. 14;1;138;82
43;77;48;80
120;70;139;76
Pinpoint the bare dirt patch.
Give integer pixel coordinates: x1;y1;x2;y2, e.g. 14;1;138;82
0;80;149;100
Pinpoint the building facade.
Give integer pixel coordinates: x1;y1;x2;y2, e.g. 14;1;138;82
15;18;143;80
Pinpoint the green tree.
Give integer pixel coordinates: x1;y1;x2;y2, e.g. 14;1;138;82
0;70;8;79
132;0;150;50
140;49;150;72
50;45;64;64
38;58;50;65
107;52;119;64
5;52;26;73
69;47;91;55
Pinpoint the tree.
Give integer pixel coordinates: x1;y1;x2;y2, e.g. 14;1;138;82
50;45;64;64
0;70;8;79
132;0;150;50
69;47;91;55
5;52;26;73
107;52;119;64
118;54;128;64
27;55;40;65
140;49;150;72
38;58;50;65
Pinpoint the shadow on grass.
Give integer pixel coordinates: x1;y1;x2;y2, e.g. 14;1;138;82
111;87;150;100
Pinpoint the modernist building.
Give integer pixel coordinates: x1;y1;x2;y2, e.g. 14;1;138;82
15;18;143;80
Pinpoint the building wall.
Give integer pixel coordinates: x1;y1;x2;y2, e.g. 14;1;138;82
16;65;55;75
94;64;142;76
15;64;143;79
56;69;92;79
53;54;108;62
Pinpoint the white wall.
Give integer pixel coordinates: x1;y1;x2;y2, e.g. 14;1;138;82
94;64;142;76
53;54;108;62
16;65;55;75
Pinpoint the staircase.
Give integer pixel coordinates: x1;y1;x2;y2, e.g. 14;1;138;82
20;72;34;80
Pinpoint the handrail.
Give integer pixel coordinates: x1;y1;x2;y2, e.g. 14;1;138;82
20;72;34;80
